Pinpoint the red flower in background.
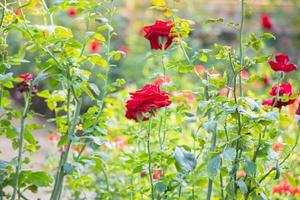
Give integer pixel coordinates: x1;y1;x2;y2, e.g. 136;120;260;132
260;15;272;30
237;171;246;179
48;134;60;143
241;70;249;78
125;84;171;121
269;82;293;96
295;103;300;123
263;82;295;108
15;9;21;16
144;20;176;50
273;143;284;152
119;46;129;54
89;40;101;53
67;8;77;17
262;74;270;87
262;98;274;107
272;182;300;196
268;53;298;73
152;169;161;181
194;65;205;75
16;73;38;94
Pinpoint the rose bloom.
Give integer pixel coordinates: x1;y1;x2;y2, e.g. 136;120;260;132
89;40;101;53
67;8;77;17
153;76;172;86
241;70;249;78
16;73;38;94
295;103;300;123
268;53;297;73
220;87;233;98
262;82;295;108
143;20;177;50
272;182;293;194
237;171;246;179
125;84;171;121
260;15;272;30
15;9;21;16
273;143;284;152
152;169;161;181
48;133;60;143
194;65;205;75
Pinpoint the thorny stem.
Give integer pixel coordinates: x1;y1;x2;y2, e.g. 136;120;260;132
50;97;82;200
246;121;300;198
147;117;154;200
12;93;31;200
228;52;242;195
205;71;217;200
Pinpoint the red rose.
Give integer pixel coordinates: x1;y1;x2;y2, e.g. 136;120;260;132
295;103;300;123
260;15;272;30
272;143;284;152
125;84;171;121
269;82;292;96
241;70;249;78
237;171;246;179
152;169;161;181
67;8;77;17
16;73;38;94
263;82;295;108
143;20;176;50
297;103;300;115
262;98;274;107
89;40;101;53
15;9;21;16
268;53;297;73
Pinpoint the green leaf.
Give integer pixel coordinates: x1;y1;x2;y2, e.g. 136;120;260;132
88;55;108;67
174;147;196;172
24;129;36;145
207;156;221;179
221;148;236;161
244;160;256;177
157;182;166;194
199;53;208;62
27;171;52;187
236;180;248;194
204;18;224;25
37;90;50;98
259;33;276;40
89;83;100;96
274;160;280;180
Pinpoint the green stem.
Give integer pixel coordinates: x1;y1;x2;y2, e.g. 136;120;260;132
220;159;224;199
246;121;300;197
146;117;154;200
206;123;217;200
12;93;31;200
75;0;114;161
272;72;284;108
239;0;245;97
50;97;82;200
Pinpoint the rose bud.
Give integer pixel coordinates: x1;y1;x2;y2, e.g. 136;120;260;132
16;73;38;95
